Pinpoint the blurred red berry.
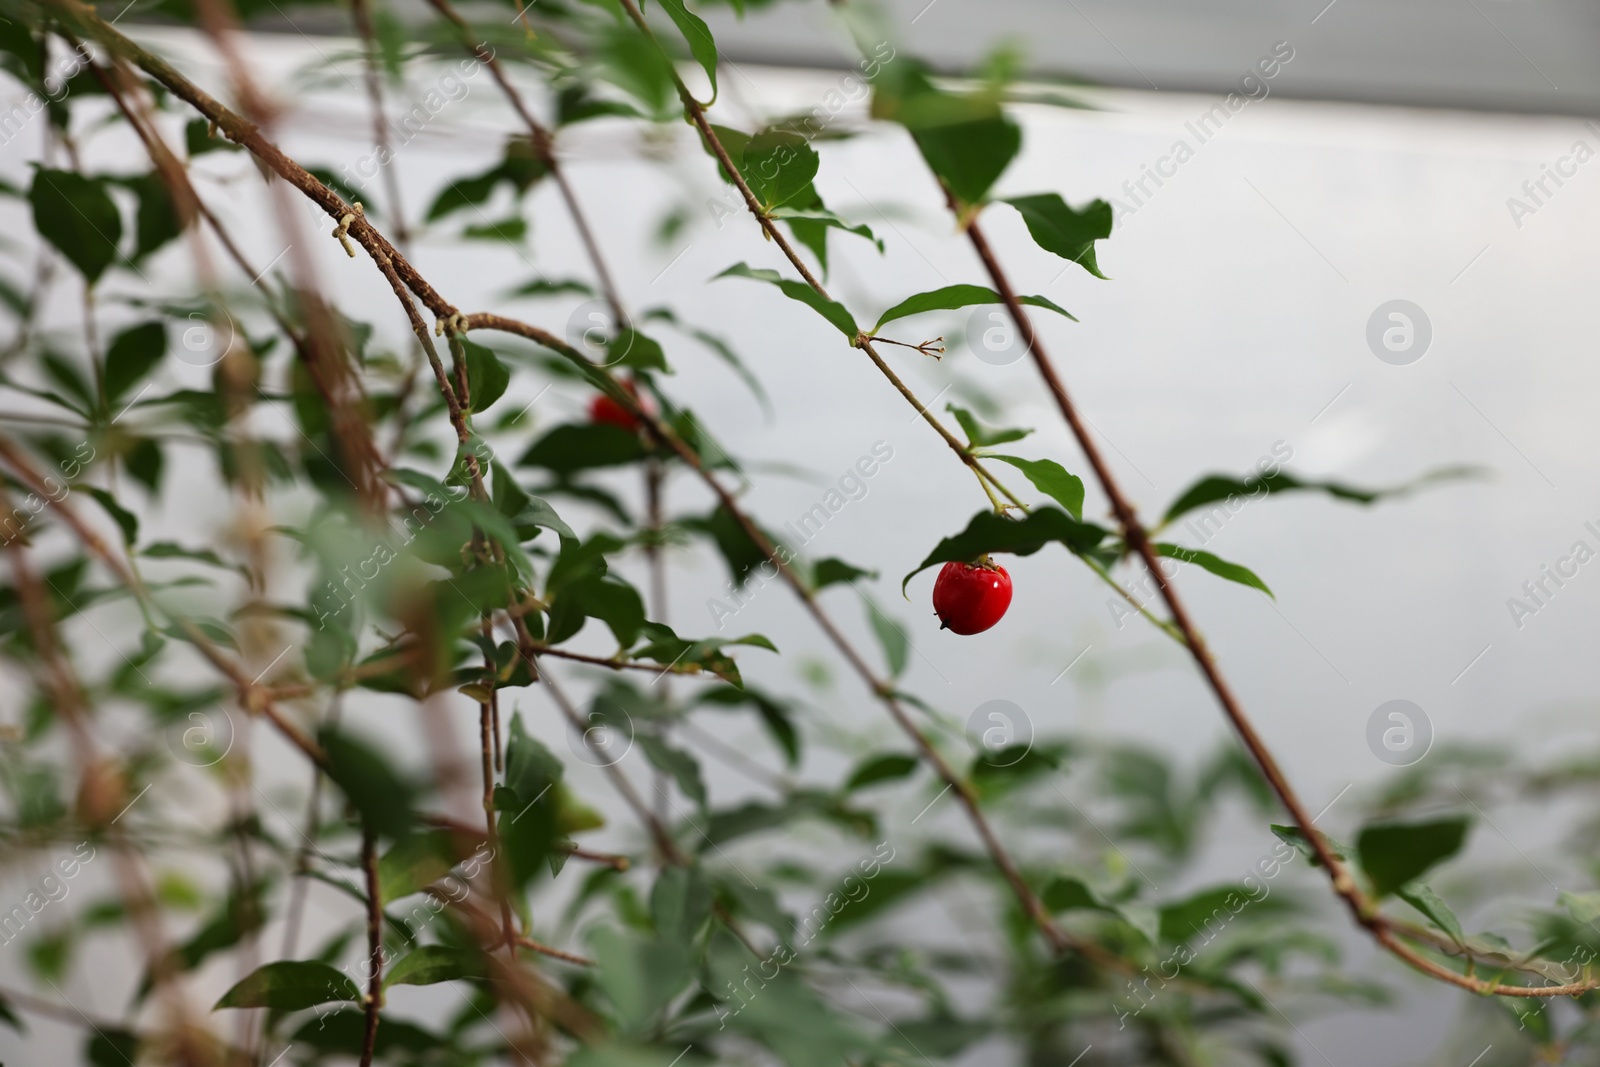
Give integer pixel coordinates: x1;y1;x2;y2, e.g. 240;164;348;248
589;379;644;431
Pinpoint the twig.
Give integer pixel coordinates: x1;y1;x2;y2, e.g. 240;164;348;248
348;0;409;251
956;208;1593;997
513;935;594;966
610;0;1020;513
563;845;631;871
421;0;627;327
359;827;383;1067
480;620;517;957
470;312;1076;953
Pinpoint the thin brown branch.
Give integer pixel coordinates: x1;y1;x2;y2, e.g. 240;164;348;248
349;0;410;251
44;0;452;318
0;437;327;771
609;0;1015;506
359;827;383;1067
534;661;686;866
961;211;1356;888
0;983;152;1035
0;494;209;1059
467;312;1075;953
479;620;517;958
955;209;1599;998
421;0;627;327
563;845;631;871
513;935;594;967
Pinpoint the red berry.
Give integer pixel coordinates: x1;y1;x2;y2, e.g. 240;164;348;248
932;560;1012;635
589;379;645;432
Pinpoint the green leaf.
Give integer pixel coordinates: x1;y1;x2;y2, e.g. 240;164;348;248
214;960;360;1010
695;686;802;767
1157;883;1293;943
872;284;1075;332
947;403;1030;448
914;112;1020;207
655;0;718;104
513;495;576;545
320;727;415;840
426;169;501;221
863;596;909;678
498;713;563;890
743;130;820;211
1356;816;1471;898
970;745;1064;800
714;262;858;341
85;487;138;544
641;307;770;414
706;791;875;847
506;277;594;300
684;503;775;588
126;438;163;493
290;1009;444;1058
1505;999;1550;1042
650;867;712;944
983;455;1084;519
769;206;883;253
104;321;166;404
378;830;459;904
460;339;510;413
185;117;239;156
518;423;646;474
556;86;645;126
902;507;1107;595
1396;881;1464;945
1041;874;1106;914
599;25;677;119
549;574;646;649
41;352;94;412
503;711;564;807
1002;194;1113;279
608;328;669;373
1270;824;1353;868
628;621;776;689
588;925;693;1036
0;20;45;85
30;169;122;283
385;945;487;987
460;215;527;243
1041;874;1157;942
1161;466;1481;527
639;735;707;809
811;557;876;590
820;868;927;934
1559;889;1600;926
0;992;23;1034
86;1030;139;1067
845;753;919;791
128;172;182;262
1154;543;1272;597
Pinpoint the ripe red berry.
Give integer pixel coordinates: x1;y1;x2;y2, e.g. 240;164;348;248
932;560;1012;635
589;379;645;432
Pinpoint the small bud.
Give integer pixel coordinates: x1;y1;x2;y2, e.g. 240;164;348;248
76;758;128;828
